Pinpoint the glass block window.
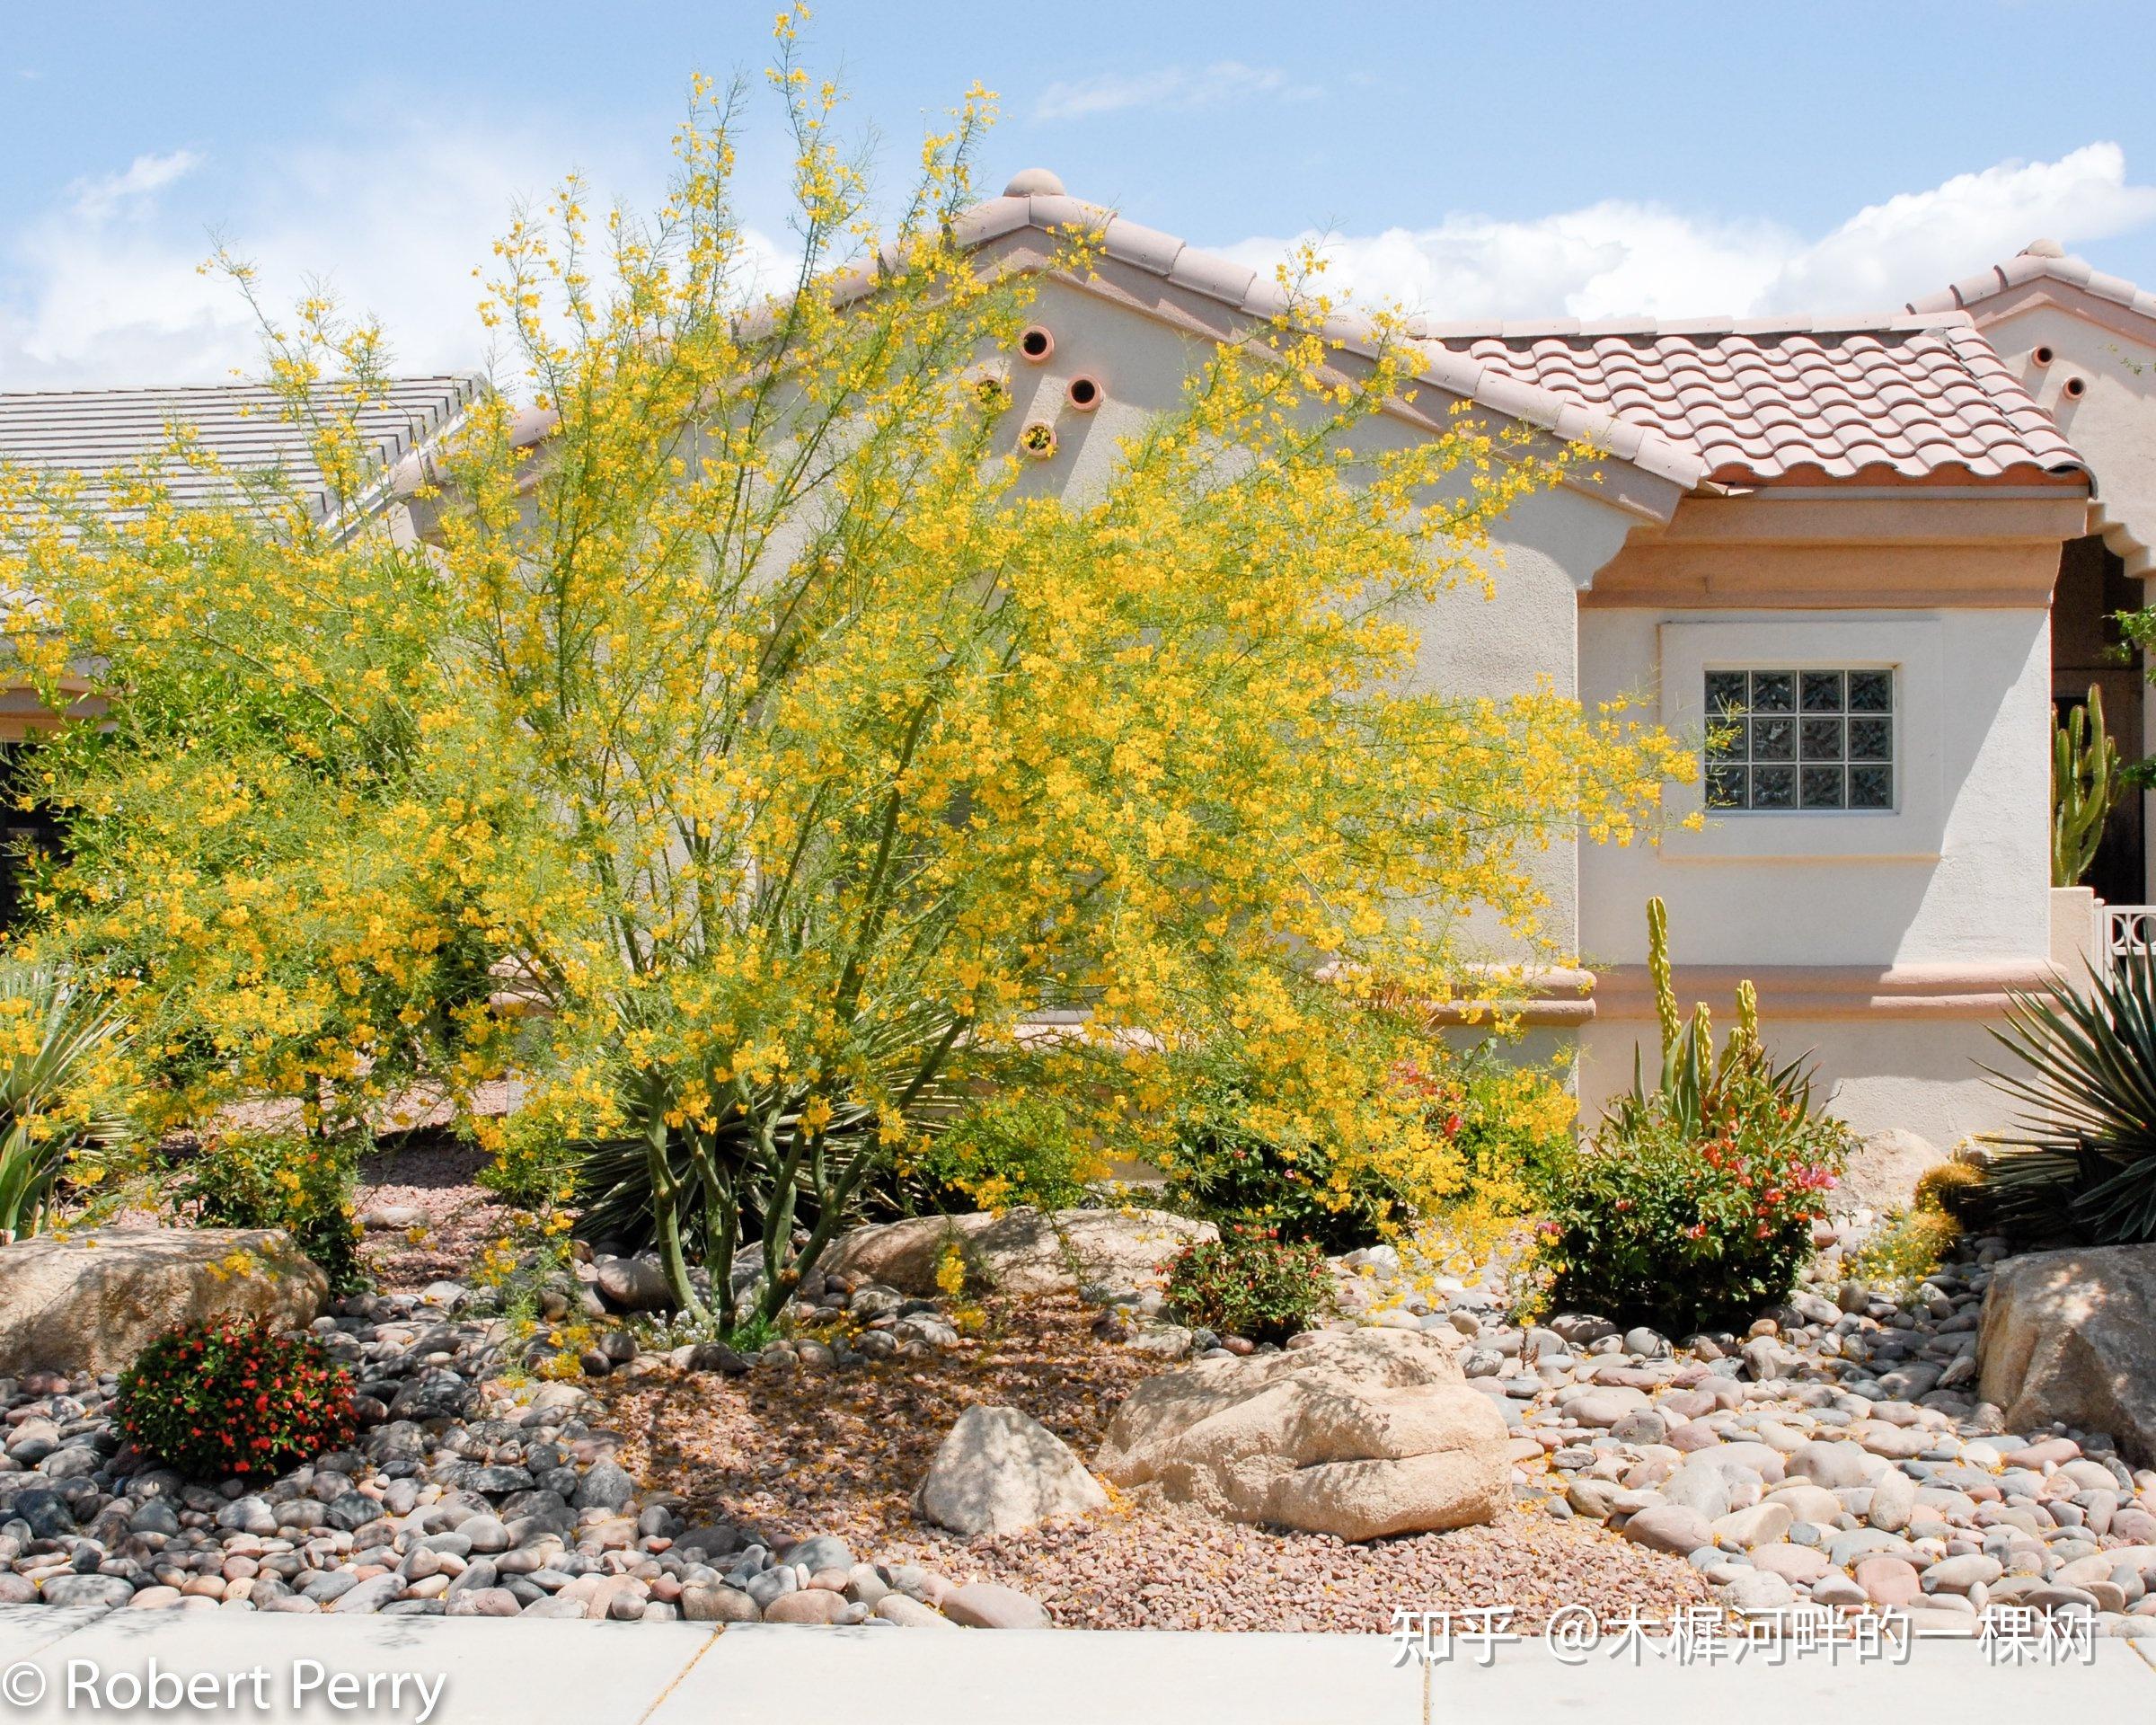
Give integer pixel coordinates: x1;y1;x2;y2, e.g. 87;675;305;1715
1703;668;1894;812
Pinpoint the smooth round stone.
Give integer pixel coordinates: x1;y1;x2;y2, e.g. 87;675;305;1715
1811;1572;1867;1608
1621;1503;1715;1555
1712;1501;1793;1549
1666;1422;1723;1455
1789;1441;1878;1491
1610;1411;1669;1446
1751;1543;1833;1583
1661;1465;1733;1521
1568;1389;1652;1428
1922;1553;2003;1594
764;1589;847;1625
1856;1555;1922;1606
1769;1484;1845;1526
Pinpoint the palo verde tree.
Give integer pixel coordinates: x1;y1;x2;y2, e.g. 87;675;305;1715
3;14;1692;1321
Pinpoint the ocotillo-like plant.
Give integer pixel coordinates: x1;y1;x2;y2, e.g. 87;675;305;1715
2053;685;2120;889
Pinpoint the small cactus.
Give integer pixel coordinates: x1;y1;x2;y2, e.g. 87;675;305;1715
2053;684;2120;889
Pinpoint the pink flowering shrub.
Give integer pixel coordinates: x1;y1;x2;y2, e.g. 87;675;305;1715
1539;898;1851;1331
1541;1052;1849;1331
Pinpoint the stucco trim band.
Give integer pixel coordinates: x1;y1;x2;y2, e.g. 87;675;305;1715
1594;961;2056;1022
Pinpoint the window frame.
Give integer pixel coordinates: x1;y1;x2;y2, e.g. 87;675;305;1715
1702;665;1898;816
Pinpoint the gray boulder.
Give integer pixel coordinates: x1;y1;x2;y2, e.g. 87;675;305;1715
1837;1128;1949;1216
0;1227;326;1376
915;1405;1107;1537
1979;1243;2156;1465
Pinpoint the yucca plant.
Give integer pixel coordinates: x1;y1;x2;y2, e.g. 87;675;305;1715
0;960;137;1242
1981;946;2156;1244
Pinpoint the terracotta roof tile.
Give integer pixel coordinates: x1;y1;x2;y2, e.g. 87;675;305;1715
1419;314;2084;485
1909;241;2156;324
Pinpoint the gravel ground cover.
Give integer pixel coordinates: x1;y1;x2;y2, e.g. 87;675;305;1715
354;1140;519;1295
601;1292;1707;1632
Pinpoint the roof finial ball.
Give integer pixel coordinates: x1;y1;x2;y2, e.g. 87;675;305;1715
2021;237;2067;259
1003;168;1065;198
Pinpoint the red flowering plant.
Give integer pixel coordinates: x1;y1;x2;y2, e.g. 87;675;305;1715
116;1317;356;1480
1539;900;1851;1331
1164;1226;1332;1343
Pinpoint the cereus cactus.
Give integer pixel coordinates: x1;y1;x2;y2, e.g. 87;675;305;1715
2053;685;2120;889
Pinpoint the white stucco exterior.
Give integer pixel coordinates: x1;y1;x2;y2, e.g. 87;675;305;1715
982;238;2102;1149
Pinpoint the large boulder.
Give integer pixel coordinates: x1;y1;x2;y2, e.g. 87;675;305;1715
0;1227;328;1376
1094;1329;1507;1541
1978;1243;2156;1465
1836;1128;1950;1216
915;1404;1107;1536
825;1207;1214;1297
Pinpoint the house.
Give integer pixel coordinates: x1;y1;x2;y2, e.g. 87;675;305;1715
7;175;2156;1149
933;172;2156;1148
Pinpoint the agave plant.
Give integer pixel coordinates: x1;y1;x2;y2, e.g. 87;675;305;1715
0;960;137;1242
1981;946;2156;1244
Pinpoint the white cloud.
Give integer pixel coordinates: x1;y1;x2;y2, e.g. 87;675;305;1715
1035;61;1317;122
68;149;203;222
0;122;801;394
1216;142;2156;323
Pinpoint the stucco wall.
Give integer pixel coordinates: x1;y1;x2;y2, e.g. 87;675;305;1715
1974;299;2156;576
1009;275;1651;959
1577;1013;2009;1151
1578;604;2053;968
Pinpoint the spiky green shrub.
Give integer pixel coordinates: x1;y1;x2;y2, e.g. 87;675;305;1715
0;960;135;1243
1980;947;2156;1243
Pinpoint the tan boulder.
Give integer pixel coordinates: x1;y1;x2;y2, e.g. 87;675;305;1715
1836;1128;1950;1216
1978;1243;2156;1466
1094;1329;1507;1541
0;1228;327;1376
915;1404;1108;1536
824;1207;1214;1297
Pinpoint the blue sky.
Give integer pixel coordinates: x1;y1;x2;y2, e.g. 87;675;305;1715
6;1;2156;385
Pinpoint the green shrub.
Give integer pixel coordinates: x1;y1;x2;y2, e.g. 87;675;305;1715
1162;1042;1572;1255
1540;899;1851;1331
116;1318;355;1480
1164;1227;1331;1342
169;1132;366;1292
1159;1060;1401;1253
906;1094;1103;1212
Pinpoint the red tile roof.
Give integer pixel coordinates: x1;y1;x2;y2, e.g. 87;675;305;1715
1414;314;2085;487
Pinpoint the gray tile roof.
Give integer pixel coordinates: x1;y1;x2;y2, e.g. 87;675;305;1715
0;375;482;522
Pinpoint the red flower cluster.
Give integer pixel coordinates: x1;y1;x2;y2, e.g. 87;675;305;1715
115;1317;356;1482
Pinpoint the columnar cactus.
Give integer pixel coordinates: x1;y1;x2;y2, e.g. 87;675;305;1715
2053;685;2120;889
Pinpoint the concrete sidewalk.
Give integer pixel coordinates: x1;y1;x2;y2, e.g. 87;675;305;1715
0;1606;2150;1724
